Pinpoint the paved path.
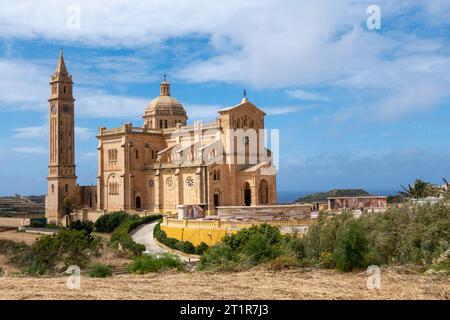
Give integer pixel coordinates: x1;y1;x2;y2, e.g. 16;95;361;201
131;222;200;265
131;222;166;255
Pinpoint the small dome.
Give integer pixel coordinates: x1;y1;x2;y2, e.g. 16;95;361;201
143;76;188;128
144;95;187;117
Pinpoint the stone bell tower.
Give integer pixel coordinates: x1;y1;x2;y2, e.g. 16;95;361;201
45;49;77;225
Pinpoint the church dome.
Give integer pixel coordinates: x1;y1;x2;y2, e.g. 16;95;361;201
143;76;188;128
145;95;186;117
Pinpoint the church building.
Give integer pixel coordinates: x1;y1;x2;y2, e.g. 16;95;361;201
45;50;277;225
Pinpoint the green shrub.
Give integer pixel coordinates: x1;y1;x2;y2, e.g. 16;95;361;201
69;220;94;234
89;263;112;278
242;233;278;264
195;242;209;255
175;241;195;254
334;222;379;272
199;224;284;271
94;211;129;233
16;229;101;275
0;239;28;256
127;253;184;274
153;222;198;255
198;243;241;271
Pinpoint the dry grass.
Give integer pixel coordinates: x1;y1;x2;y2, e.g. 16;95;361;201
0;268;448;300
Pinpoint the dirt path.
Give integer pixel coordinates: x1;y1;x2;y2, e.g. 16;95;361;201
0;268;448;300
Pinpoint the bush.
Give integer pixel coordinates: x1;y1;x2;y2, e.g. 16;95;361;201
95;211;129;233
195;242;209;255
153;222;198;255
175;241;195;254
0;239;28;256
127;253;184;274
198;243;241;271
89;263;112;278
16;229;101;275
334;222;379;272
69;220;94;234
199;224;284;271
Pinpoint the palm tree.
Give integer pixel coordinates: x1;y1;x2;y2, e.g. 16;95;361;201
443;178;450;200
399;179;436;199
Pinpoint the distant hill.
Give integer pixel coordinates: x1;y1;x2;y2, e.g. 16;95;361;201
295;189;371;203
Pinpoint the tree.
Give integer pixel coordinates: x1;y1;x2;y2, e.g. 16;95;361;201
399;179;438;199
443;178;450;200
62;197;73;226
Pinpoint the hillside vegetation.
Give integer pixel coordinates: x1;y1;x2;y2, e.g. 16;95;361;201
295;189;371;203
199;202;450;273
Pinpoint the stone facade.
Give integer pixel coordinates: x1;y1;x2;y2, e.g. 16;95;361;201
45;50;97;225
45;51;277;224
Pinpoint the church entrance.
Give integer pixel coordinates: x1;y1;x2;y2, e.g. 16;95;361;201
135;196;142;210
244;182;251;206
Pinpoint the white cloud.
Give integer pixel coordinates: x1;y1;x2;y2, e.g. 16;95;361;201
12;124;94;141
264;106;315;116
287;90;328;101
13;146;47;155
0;0;449;122
12;125;47;139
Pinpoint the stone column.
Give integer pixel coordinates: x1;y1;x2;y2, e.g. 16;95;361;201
174;169;180;207
155;170;160;213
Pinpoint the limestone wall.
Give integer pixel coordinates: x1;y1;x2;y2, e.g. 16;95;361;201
0;217;31;227
216;204;312;218
160;216;316;246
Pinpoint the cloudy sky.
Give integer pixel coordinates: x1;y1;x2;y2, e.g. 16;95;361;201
0;0;449;197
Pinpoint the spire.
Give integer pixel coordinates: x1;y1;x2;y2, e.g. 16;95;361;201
55;48;68;76
160;74;170;96
241;89;248;103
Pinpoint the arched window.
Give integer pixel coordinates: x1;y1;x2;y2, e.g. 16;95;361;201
51;184;55;194
65;184;69;193
164;119;168;128
136;149;139;160
259;180;269;204
160;120;163;128
63;86;66;94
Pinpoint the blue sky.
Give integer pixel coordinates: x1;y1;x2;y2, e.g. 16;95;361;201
0;0;449;197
